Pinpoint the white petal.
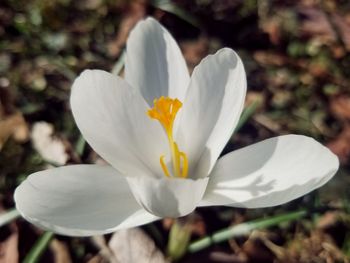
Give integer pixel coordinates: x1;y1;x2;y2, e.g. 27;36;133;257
201;135;339;208
14;165;159;236
70;70;167;177
127;176;209;218
125;17;190;105
177;48;246;179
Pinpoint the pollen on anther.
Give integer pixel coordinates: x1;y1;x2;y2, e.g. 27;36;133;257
147;96;188;179
147;97;182;132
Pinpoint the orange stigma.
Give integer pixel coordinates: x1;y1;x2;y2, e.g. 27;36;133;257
147;96;188;178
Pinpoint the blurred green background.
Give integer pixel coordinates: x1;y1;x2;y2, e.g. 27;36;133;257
0;0;350;262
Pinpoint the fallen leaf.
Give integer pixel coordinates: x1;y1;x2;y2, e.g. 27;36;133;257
31;122;69;165
0;231;18;263
254;114;283;134
50;238;72;263
180;36;209;73
327;124;350;164
0;86;15;117
86;255;105;263
108;228;167;263
330;95;350;120
0;213;18;263
91;235;118;263
261;17;282;45
298;7;336;45
242;235;274;262
253;51;288;66
107;0;146;58
0;112;29;150
317;211;340;230
210;251;248;263
331;13;350;51
283;231;347;263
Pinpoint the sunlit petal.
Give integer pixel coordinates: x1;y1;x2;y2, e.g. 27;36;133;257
125;17;190;106
70;70;167;177
200;135;339;208
15;165;159;236
178;48;246;179
127;176;209;217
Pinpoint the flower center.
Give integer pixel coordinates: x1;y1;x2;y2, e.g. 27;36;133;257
147;96;188;178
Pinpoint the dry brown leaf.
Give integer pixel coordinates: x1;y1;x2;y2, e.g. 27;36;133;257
246;91;265;109
0;229;18;263
86;255;106;263
0;86;15;117
330;95;350;120
250;231;285;261
91;235;118;263
317;211;340;230
298;7;336;45
254;114;283;134
180;36;209;73
283;231;347;263
331;44;346;59
31;122;69;165
108;228;167;263
327;125;350;164
241;235;275;262
50;238;72;263
0;112;29;150
261;17;282;45
209;251;248;263
253;51;288;67
107;0;146;58
331;13;350;51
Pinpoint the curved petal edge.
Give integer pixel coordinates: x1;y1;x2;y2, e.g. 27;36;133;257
127;176;209;218
201;135;339;208
178;48;247;179
14;165;159;236
125;17;190;105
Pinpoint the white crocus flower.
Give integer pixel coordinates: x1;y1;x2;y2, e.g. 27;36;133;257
15;18;339;237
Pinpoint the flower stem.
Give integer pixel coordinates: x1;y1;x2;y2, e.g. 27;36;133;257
167;220;192;261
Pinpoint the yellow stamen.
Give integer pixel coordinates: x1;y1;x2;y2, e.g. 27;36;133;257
179;151;188;178
147;96;189;178
160;155;171;177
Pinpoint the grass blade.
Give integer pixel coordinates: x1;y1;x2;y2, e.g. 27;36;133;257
75;135;86;157
235;100;260;132
150;0;200;28
0;208;20;227
111;50;126;76
188;210;307;253
23;232;54;263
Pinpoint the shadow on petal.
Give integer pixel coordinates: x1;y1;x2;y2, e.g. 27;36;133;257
127;176;209;218
200;135;339;208
233;173;335;208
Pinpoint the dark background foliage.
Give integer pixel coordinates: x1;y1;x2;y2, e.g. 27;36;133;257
0;0;350;262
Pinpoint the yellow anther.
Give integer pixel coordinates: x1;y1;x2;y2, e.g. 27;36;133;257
147;96;182;134
147;96;188;179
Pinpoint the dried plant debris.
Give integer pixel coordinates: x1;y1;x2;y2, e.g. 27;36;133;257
0;0;350;262
108;228;167;263
0;112;28;150
31;122;68;165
